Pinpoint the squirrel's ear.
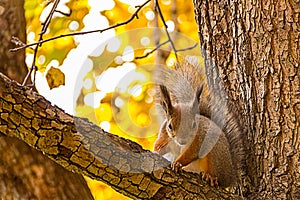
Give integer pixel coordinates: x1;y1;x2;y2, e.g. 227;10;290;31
192;83;204;110
160;85;174;115
196;83;204;101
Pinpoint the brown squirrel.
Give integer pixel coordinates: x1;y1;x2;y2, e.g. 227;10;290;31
153;58;245;188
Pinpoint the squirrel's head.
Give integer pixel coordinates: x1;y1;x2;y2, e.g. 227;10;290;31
160;84;203;145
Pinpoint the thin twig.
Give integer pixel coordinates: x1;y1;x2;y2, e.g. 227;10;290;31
22;0;61;86
176;43;198;52
10;0;151;53
14;0;195;77
41;0;60;36
154;0;178;59
55;10;71;17
11;36;34;50
135;40;169;59
137;1;197;60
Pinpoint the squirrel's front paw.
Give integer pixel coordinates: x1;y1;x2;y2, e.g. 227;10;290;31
202;172;218;187
171;161;182;172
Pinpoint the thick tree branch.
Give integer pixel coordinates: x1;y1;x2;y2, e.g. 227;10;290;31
0;72;240;199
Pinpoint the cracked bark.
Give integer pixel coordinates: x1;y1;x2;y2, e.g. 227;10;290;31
193;0;300;199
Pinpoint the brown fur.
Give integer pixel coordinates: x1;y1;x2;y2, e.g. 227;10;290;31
154;58;245;188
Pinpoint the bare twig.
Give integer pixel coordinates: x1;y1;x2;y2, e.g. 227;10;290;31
13;0;196;80
55;10;72;17
135;40;169;59
176;42;198;52
10;0;151;53
17;0;150;86
136;0;198;60
22;0;61;86
41;0;60;35
11;36;26;48
135;40;198;60
153;0;178;59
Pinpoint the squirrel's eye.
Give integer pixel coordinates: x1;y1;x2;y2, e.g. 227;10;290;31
168;122;172;130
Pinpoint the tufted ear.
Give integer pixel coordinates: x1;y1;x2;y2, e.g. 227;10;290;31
192;83;204;111
160;85;174;116
195;114;201;126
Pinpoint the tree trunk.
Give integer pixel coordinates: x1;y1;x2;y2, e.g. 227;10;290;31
0;0;93;199
0;0;27;83
0;137;94;199
193;0;300;198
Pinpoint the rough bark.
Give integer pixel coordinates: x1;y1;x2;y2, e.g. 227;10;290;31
193;0;300;199
0;0;93;199
0;73;241;199
0;0;27;83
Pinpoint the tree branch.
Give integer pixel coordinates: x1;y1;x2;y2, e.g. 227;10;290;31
153;0;178;58
22;0;61;86
10;0;152;53
0;72;240;199
11;0;197;64
135;40;169;59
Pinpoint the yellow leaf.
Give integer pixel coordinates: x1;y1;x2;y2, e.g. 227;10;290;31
46;67;65;89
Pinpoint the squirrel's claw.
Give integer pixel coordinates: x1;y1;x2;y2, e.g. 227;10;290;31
202;172;218;187
171;161;182;172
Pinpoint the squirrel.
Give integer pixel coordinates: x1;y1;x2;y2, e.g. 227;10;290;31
153;57;245;188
